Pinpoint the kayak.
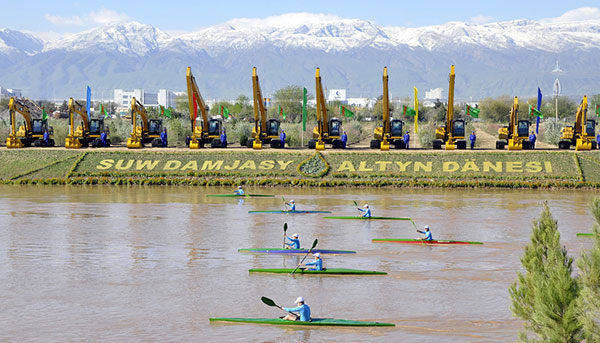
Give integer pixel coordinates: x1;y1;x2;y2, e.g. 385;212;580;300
209;317;395;327
248;210;332;214
249;268;386;275
238;248;356;254
324;216;413;221
372;238;483;245
207;194;275;198
577;233;594;237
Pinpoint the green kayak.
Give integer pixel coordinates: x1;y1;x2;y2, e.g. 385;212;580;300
249;268;386;275
207;194;275;198
577;233;594;237
209;317;395;327
324;216;413;221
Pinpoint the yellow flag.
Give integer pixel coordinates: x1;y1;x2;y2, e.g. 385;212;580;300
414;87;419;133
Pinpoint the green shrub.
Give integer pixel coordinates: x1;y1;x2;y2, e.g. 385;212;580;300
541;118;561;145
418;122;435;148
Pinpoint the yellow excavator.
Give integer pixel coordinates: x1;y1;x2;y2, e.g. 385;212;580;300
6;97;55;148
558;95;597;150
248;67;281;149
496;96;531;150
65;98;110;148
126;97;166;148
186;66;223;148
371;67;405;150
309;67;343;150
433;65;466;150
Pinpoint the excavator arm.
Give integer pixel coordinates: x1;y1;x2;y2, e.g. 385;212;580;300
126;97;148;149
252;67;267;149
186;66;210;148
446;65;455;142
68;98;90;135
574;96;587;137
314;67;327;150
8;97;33;133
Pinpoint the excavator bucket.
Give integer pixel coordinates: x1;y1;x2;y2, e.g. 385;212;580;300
316;140;325;151
445;141;456;150
252;139;262;150
380;139;390;151
508;139;523;151
6;136;24;148
65;136;82;149
575;138;592;151
126;135;143;149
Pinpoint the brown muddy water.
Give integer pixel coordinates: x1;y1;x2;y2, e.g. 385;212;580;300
0;185;598;342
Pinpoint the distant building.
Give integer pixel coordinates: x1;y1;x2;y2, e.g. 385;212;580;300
0;87;22;99
328;89;347;102
423;88;445;107
113;88;176;112
347;97;377;108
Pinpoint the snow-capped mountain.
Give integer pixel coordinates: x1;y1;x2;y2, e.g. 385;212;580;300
1;13;599;99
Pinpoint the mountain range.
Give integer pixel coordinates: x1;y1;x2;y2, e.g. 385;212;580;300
0;13;599;100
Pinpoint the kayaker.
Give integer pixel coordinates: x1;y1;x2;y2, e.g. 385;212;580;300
285;233;300;249
304;253;323;271
281;297;311;322
285;199;296;211
357;204;371;218
234;186;245;195
417;225;433;241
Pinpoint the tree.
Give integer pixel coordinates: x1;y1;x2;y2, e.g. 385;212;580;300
542;96;577;121
577;197;600;341
272;85;307;122
509;202;580;342
479;95;513;122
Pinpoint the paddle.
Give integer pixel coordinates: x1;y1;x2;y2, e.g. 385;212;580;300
261;296;295;316
282;223;288;248
353;200;361;217
291;238;318;275
282;196;287;212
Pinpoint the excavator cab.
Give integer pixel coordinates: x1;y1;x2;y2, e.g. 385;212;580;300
517;120;530;137
207;118;222;136
266;119;280;137
89;118;105;136
452;120;465;138
390;119;403;137
329;119;342;137
149;119;163;136
586;120;596;136
31;119;46;135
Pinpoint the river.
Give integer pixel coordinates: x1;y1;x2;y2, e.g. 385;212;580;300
0;185;597;342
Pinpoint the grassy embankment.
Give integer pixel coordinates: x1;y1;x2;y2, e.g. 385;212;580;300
1;149;600;188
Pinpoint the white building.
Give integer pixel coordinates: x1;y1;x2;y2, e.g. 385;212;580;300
347;97;377;108
114;89;176;111
423;88;445;107
0;87;22;98
328;89;347;102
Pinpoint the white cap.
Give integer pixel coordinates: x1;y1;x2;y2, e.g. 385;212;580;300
424;225;430;229
292;233;299;238
290;200;295;203
364;204;369;208
313;253;321;258
238;186;242;189
295;297;304;303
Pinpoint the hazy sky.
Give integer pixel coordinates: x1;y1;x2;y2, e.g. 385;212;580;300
2;0;600;36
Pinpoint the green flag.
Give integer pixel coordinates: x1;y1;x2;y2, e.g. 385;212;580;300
278;105;286;120
340;105;354;117
596;104;600;117
529;104;543;118
221;105;230;119
160;105;172;118
465;104;480;118
42;107;48;120
101;104;108;119
302;87;307;131
403;105;416;117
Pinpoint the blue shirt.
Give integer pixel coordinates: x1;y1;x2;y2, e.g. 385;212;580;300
341;133;348;143
234;189;244;195
100;132;107;146
286;202;296;211
403;134;410;143
43;131;49;143
596;134;599;143
470;134;476;142
420;230;433;241
305;258;323;271
358;208;371;218
286;237;300;249
280;132;286;143
220;133;227;143
283;304;311;322
529;134;536;142
160;131;167;141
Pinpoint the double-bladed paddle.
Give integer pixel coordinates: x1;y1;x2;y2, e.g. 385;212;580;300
282;223;288;248
261;296;294;316
291;238;318;275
